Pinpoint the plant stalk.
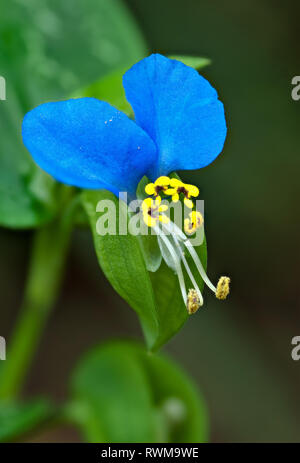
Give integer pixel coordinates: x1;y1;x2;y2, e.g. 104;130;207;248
0;198;77;399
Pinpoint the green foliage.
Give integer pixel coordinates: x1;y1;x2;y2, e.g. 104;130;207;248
73;67;132;116
82;188;159;349
81;182;207;350
169;55;211;70
0;0;146;228
0;399;53;442
69;341;208;443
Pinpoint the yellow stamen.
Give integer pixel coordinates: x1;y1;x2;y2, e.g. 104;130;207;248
142;197;169;227
216;276;230;300
185;184;199;197
145;176;170;197
142;197;153;212
184;211;203;235
184;218;196;235
189;211;204;227
145;183;156;195
165;189;176;195
155;176;170;186
142;213;157;227
165;179;199;209
170;178;182;188
158;204;168;212
159;215;170;223
187;289;201;314
184;198;194;209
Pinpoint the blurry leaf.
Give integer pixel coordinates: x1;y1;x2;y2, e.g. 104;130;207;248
169;55;211;70
0;0;146;228
70;341;208;443
73;67;132;116
0;93;59;228
70;342;156;443
141;344;209;443
0;399;53;442
81;183;207;350
81;189;159;349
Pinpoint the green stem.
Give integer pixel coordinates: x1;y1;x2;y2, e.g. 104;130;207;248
0;198;78;400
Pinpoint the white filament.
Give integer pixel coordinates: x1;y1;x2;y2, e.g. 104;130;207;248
172;232;203;306
154;225;187;303
161;220;217;294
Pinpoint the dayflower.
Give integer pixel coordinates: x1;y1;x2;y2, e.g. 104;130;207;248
22;53;230;311
142;197;169;227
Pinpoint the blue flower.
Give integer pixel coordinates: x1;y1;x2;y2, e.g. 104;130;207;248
22;54;227;197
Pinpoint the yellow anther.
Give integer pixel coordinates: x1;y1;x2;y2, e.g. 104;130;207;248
184;211;203;235
159;214;170;224
142;197;169;227
145;183;156;195
184;218;195;234
215;276;230;300
165;178;184;198
190;211;204;227
142;197;154;212
185;184;199;197
169;178;182;188
145;176;170;197
143;214;157;228
187;289;201;314
155;176;170;186
158;204;168;212
184;198;194;209
165;179;199;208
155;195;161;205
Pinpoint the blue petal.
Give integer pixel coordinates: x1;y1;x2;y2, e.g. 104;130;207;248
22;98;157;196
123;54;227;178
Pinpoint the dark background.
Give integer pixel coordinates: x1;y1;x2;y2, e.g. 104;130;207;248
0;0;299;442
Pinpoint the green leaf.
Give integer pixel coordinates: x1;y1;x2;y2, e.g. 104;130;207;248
0;399;53;442
0;97;59;228
69;341;208;443
81;189;159;349
169;55;211;70
73;67;133;116
81;182;207;350
140;344;209;443
0;0;146;228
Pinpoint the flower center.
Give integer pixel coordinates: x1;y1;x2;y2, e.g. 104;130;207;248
148;205;159;217
177;186;189;198
142;175;230;312
155;184;166;194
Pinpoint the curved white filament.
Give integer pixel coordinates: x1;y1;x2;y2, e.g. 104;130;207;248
172;232;204;306
154;225;187;303
162;220;216;293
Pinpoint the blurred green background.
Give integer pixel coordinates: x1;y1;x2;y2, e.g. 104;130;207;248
0;0;299;442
